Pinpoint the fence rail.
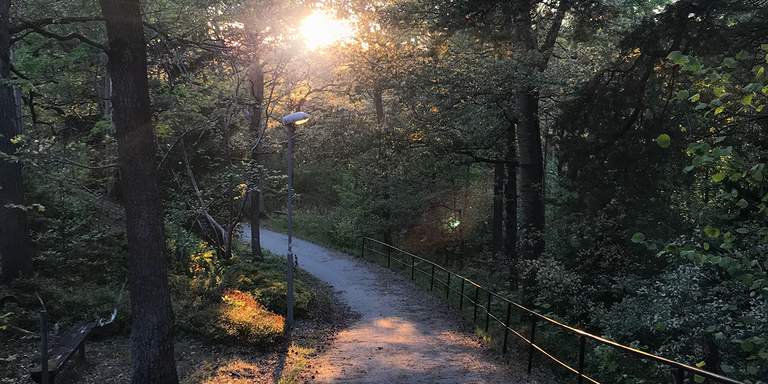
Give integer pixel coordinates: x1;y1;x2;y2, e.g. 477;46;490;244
360;237;743;384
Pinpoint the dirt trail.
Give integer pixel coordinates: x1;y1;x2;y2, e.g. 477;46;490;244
242;227;550;384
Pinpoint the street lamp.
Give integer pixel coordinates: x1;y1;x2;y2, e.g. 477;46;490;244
281;111;309;333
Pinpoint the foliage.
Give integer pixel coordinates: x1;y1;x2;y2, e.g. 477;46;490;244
3;0;768;382
173;249;326;347
185;289;284;348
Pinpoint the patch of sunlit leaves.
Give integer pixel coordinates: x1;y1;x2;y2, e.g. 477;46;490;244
408;131;425;142
218;289;285;345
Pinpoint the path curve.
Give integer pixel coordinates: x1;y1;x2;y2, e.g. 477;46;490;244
242;226;550;384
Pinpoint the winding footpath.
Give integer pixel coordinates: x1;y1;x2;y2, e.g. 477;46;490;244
241;226;550;384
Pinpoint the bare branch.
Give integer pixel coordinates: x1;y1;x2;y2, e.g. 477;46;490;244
19;23;105;50
10;16;103;34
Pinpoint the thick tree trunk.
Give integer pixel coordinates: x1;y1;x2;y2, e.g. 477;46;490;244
492;163;504;266
247;63;263;259
0;0;34;283
505;126;518;290
99;0;179;383
516;87;544;261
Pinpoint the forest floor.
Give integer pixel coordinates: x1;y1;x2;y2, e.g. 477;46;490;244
1;263;352;384
246;227;553;384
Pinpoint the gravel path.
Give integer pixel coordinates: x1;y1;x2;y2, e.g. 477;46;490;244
241;226;551;384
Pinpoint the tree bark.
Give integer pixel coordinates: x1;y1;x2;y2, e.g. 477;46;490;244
98;0;178;382
372;85;392;243
0;0;34;283
373;87;385;129
516;87;544;261
492;162;504;267
250;189;262;259
504;125;518;289
247;62;263;259
505;1;568;264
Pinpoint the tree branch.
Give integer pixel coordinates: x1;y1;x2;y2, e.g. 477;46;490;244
19;24;105;50
10;16;103;34
538;0;570;69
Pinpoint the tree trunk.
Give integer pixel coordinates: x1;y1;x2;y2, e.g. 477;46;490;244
247;62;264;259
516;87;544;261
505;121;518;289
250;189;262;259
373;86;393;243
99;0;179;383
492;162;504;268
373;87;385;129
0;0;34;283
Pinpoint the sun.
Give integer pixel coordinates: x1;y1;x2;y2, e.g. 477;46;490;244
300;11;355;50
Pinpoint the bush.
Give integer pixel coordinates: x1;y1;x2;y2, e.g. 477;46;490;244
221;253;316;318
174;251;325;347
184;289;284;348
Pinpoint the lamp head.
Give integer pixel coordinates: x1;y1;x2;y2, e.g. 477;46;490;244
282;111;310;125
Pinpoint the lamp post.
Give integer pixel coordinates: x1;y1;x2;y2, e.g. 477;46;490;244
281;111;309;333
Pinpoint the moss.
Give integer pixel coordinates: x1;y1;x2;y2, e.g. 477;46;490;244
174;251;327;347
183;289;284;348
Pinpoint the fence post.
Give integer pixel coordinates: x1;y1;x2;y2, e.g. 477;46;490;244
673;367;685;384
502;302;511;354
459;279;465;310
473;286;479;325
484;290;492;332
577;335;586;384
386;246;391;268
430;264;435;290
360;237;365;259
411;255;415;280
527;315;537;375
40;310;48;384
446;272;451;304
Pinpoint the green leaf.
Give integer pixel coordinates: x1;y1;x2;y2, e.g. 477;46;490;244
714;105;725;115
711;172;727;183
723;57;737;68
744;83;763;92
736;50;749;60
667;51;685;64
693;374;705;383
676;90;690;100
742;93;754;106
713;86;727;97
704;226;721;238
689;93;701;102
656;134;672;149
736;199;749;208
631;232;646;243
